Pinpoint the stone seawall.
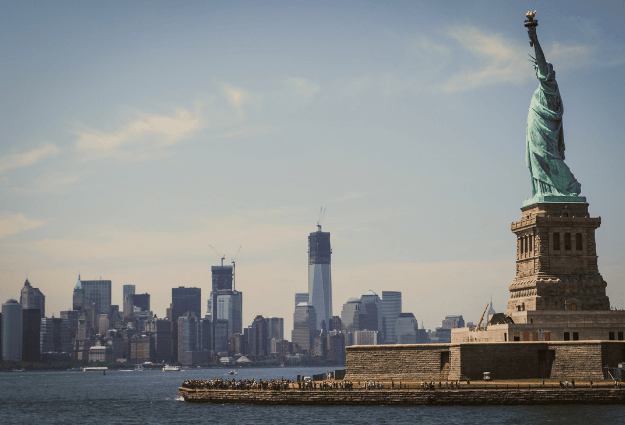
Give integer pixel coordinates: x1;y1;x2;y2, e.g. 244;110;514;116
179;388;625;405
345;341;625;381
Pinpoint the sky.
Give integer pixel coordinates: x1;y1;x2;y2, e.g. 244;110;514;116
1;0;624;335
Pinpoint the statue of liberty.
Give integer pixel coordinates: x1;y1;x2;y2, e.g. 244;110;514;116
524;12;582;204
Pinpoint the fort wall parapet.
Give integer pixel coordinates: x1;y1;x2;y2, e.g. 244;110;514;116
179;387;625;405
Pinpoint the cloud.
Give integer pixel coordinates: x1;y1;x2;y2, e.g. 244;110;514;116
439;26;529;93
0;142;59;173
287;77;320;97
0;213;44;239
223;85;248;110
76;107;204;158
438;24;624;93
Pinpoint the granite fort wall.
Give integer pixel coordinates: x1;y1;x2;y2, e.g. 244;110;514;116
179;388;625;405
345;344;454;382
345;342;625;381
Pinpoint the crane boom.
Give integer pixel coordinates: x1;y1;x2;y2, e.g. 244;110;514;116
209;244;225;266
476;303;490;330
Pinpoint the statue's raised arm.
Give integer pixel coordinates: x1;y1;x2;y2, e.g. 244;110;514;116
523;12;583;205
527;25;548;78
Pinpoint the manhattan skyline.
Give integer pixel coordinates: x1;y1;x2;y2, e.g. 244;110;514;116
1;1;624;334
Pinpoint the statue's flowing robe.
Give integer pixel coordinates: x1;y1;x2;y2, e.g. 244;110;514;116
526;63;581;196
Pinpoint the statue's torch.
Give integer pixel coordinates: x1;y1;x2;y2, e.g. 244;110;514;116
524;10;538;47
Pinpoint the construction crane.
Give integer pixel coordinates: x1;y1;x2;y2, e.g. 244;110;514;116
476;303;490;331
317;207;326;231
209;245;225;266
231;246;242;291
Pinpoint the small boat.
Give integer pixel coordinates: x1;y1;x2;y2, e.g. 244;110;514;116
228;370;238;375
135;364;144;371
162;365;181;372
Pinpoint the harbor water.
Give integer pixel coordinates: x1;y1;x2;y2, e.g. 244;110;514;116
1;366;623;424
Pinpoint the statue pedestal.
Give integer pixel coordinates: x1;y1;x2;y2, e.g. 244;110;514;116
523;195;586;207
507;201;608;314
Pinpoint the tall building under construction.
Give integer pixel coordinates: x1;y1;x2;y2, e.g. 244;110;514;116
308;224;332;332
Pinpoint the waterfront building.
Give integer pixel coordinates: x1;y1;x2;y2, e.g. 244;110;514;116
249;315;268;357
75;276;112;316
20;279;45;318
327;330;346;363
171;286;201;361
265;317;284;342
145;318;172;363
275;339;293;356
22;308;41;362
292;302;317;353
395;312;419;344
294;293;308;308
354;330;377;346
442;315;465;329
130;334;152;364
177;312;211;365
210;264;243;351
341;297;377;333
340;297;360;332
313;333;327;357
213;320;229;353
0;312;3;361
60;310;79;341
122;285;135;316
381;291;402;343
361;290;382;333
72;276;84;311
230;332;245;354
2;300;22;361
73;310;95;361
89;345;113;363
97;313;109;336
125;293;151;317
329;316;342;332
104;329;124;361
308;225;332;332
215;291;243;339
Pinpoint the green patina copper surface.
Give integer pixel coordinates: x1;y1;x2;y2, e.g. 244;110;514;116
524;21;584;207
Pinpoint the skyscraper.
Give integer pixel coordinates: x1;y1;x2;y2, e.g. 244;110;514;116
20;279;45;318
249;315;268;357
72;276;84;311
265;317;284;341
76;276;112;315
171;286;201;362
361;290;382;334
40;317;72;354
122;284;135;317
294;293;309;308
210;264;242;350
2;300;22;361
381;291;402;344
395;312;419;344
308;225;332;331
22;308;41;362
292;302;317;353
125;293;150;317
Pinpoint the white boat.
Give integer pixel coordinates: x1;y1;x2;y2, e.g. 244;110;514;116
135;364;144;371
83;367;108;372
228;370;238;375
162;365;181;372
